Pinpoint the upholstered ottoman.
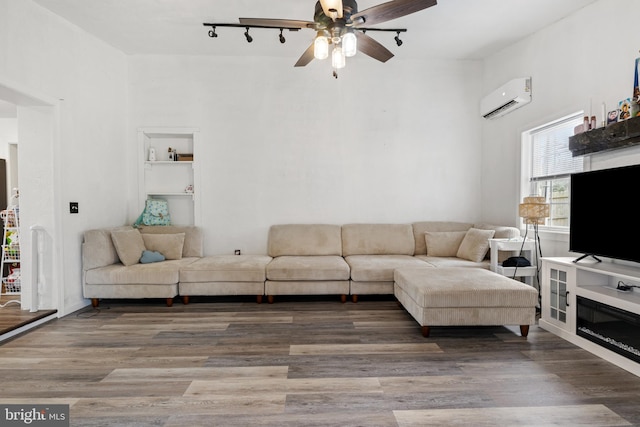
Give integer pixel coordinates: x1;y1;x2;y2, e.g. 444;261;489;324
179;255;272;304
394;267;538;337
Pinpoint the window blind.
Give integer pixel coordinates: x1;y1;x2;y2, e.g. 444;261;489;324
531;116;583;181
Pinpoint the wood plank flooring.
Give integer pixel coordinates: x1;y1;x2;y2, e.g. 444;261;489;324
0;294;57;338
0;296;639;426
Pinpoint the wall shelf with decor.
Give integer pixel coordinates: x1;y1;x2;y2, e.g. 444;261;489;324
138;128;200;226
569;115;640;156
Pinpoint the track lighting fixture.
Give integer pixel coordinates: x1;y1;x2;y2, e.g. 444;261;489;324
201;22;408;78
394;31;403;47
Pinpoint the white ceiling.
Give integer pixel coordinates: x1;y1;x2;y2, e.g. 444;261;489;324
32;0;598;61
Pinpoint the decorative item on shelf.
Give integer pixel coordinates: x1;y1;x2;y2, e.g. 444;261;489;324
618;98;633;121
185;184;194;194
178;153;194;161
148;147;156;162
633;57;639;104
607;109;620;125
168;147;174;161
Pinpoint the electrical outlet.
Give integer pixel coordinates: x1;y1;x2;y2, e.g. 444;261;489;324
70;202;79;214
234;249;241;255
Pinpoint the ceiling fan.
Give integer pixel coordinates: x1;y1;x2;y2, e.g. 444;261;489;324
203;0;437;78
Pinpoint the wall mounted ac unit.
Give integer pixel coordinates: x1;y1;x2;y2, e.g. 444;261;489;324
481;77;532;119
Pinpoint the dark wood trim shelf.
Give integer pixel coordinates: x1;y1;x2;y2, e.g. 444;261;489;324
569;115;640;156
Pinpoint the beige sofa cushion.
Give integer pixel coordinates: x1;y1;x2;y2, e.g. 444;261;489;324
412;222;473;256
342;224;415;256
141;233;185;260
111;229;146;266
417;255;490;269
268;224;343;257
474;223;520;240
345;255;429;282
394;267;538;308
456;228;496;263
180;255;272;282
138;226;204;257
82;226;131;270
267;256;350;281
85;258;198;285
424;231;467;257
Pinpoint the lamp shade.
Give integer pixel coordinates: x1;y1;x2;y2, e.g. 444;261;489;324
342;32;357;57
314;35;329;60
319;0;343;18
519;196;550;225
332;46;345;69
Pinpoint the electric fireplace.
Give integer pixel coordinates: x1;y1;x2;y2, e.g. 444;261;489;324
577;296;640;363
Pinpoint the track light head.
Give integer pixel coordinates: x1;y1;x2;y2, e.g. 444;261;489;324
244;27;253;43
394;32;403;47
279;29;286;44
208;27;217;38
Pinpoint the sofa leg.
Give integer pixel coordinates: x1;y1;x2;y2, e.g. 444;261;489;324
351;295;358;303
267;295;274;304
520;325;530;337
421;326;430;338
91;298;99;308
182;296;190;305
166;298;174;307
340;294;347;303
256;295;263;304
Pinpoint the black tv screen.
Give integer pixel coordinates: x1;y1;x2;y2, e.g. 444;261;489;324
570;164;640;263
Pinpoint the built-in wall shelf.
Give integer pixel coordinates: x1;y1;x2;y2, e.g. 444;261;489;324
569;115;640;156
138;127;200;226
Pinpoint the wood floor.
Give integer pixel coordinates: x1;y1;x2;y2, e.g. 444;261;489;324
1;296;639;426
0;294;57;339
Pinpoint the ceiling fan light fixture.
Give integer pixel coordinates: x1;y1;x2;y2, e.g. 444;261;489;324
319;0;343;19
314;34;329;60
342;32;357;57
332;46;346;69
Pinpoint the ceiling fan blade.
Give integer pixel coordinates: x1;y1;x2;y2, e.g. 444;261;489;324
351;0;437;27
355;31;394;63
294;43;316;67
238;18;315;29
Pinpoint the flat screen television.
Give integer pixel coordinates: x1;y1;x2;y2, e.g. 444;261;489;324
570;163;640;263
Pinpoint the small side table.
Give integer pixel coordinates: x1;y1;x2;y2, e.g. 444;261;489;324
489;238;537;285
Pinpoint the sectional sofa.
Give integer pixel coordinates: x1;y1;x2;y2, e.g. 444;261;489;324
82;221;538;335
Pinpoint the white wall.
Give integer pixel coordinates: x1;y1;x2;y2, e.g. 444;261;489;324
0;0;128;314
128;55;484;254
480;0;640;256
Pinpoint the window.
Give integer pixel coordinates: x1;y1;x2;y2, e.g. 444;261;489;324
522;113;584;228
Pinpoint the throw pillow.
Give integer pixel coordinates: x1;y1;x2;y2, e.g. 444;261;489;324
111;229;146;266
141;233;185;260
424;231;467;257
140;250;166;264
456;228;496;263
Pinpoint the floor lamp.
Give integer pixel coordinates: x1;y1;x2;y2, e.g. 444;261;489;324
519;196;550;308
